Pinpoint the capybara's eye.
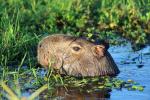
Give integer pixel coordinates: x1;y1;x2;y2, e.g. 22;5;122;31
72;46;81;51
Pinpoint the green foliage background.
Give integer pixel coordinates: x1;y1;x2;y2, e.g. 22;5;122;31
0;0;150;65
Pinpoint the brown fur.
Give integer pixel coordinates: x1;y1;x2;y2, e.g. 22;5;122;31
37;34;119;76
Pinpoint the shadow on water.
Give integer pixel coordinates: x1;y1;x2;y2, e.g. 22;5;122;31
52;87;110;100
48;43;150;100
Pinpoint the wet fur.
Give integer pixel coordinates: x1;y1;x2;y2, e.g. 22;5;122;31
37;34;120;76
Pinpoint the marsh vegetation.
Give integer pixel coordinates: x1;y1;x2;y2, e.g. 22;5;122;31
0;0;150;100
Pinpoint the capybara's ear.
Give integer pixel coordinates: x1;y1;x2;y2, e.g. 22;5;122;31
92;45;106;57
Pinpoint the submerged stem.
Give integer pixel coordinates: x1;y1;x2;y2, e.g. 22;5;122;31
0;81;19;100
28;84;48;100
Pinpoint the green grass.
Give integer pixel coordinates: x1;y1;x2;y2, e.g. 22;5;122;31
0;0;150;65
0;0;149;99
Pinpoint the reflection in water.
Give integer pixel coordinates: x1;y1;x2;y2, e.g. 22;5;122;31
54;87;111;100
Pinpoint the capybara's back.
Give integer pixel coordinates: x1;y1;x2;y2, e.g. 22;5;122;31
37;34;119;76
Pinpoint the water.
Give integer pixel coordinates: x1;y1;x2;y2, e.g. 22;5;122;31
109;44;150;100
52;43;150;100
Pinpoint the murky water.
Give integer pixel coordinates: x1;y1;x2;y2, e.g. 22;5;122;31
50;43;150;100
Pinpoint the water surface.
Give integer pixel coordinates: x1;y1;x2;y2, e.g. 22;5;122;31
110;44;150;100
51;43;150;100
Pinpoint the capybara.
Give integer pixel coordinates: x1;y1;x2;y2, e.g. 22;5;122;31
37;34;119;76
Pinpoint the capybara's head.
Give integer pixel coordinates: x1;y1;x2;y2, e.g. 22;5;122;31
37;34;119;77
